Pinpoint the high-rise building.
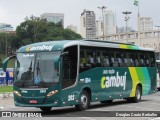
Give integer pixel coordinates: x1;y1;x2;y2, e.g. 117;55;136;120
96;18;103;37
140;17;153;31
40;13;64;27
67;25;77;33
103;10;117;35
80;10;96;38
0;23;13;31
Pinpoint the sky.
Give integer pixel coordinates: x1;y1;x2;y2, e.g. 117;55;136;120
0;0;160;32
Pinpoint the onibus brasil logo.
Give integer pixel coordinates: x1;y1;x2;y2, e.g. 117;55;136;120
101;70;127;90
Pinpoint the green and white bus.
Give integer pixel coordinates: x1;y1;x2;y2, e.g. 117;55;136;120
2;39;157;111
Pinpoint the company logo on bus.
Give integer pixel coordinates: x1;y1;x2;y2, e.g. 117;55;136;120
26;45;54;51
101;71;127;90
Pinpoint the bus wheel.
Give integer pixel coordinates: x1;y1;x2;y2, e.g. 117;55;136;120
127;85;142;103
75;90;90;111
40;107;52;112
100;100;113;104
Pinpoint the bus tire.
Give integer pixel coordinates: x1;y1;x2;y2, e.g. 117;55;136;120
100;100;113;104
75;90;90;111
40;107;52;112
127;85;142;103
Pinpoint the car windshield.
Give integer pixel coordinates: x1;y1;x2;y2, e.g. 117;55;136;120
14;51;60;88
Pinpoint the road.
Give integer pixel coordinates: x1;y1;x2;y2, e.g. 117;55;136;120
0;92;160;120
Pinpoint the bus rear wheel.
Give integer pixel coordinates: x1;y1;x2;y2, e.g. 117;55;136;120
75;90;90;111
40;107;52;112
127;85;142;103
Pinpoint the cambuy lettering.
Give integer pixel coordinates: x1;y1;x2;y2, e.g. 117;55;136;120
27;45;54;51
101;72;127;90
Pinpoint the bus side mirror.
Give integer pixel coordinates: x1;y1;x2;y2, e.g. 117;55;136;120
2;55;16;72
54;56;60;70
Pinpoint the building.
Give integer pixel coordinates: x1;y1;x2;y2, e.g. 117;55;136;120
96;18;103;37
67;25;77;33
0;23;13;31
117;27;133;34
140;17;153;31
103;10;117;35
80;10;96;38
40;13;64;27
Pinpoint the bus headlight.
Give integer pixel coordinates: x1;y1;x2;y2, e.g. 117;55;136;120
14;90;21;97
47;90;58;97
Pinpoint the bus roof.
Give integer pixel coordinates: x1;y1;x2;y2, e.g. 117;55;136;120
17;39;155;52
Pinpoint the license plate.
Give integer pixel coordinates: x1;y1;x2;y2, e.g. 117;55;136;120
29;100;38;104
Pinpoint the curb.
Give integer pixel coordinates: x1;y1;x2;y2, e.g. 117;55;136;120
0;92;13;99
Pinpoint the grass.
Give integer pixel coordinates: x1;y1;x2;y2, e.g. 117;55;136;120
0;85;13;93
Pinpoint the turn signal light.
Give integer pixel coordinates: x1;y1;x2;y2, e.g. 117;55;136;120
14;90;21;97
47;90;58;97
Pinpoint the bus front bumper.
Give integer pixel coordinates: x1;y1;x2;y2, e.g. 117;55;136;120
15;101;60;107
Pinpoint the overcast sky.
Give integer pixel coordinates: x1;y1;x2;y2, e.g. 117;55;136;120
0;0;159;32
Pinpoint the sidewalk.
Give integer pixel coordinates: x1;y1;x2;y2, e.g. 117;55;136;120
0;97;14;110
0;92;13;99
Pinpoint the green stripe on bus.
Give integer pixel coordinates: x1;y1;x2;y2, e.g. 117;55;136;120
142;68;151;95
120;44;140;50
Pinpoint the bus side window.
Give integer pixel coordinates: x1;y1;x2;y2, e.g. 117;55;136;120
111;57;114;67
80;50;87;72
96;52;101;67
118;58;122;67
149;52;155;67
112;51;119;67
103;56;110;67
140;54;145;67
145;54;150;67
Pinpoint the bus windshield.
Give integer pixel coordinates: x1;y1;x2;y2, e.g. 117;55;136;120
14;51;60;88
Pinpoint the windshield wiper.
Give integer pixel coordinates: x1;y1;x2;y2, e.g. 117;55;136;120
35;59;45;86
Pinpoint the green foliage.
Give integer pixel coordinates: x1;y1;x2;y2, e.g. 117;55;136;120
10;15;82;49
0;15;82;59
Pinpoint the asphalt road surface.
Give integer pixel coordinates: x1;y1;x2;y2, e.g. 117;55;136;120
0;91;160;120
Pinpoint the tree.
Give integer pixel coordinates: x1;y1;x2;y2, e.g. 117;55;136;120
11;15;82;49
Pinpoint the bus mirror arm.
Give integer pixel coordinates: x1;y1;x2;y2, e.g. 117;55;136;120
2;55;16;72
60;51;69;57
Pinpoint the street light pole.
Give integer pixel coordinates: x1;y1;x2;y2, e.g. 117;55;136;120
155;25;160;59
97;6;107;40
122;11;132;42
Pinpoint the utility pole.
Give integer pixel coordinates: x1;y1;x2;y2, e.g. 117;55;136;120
5;33;8;57
97;6;107;40
122;11;132;42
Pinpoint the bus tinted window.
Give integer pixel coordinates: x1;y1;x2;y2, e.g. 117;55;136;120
79;46;156;73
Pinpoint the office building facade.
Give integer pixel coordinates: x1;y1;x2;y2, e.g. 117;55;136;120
103;10;117;35
40;13;64;27
80;10;96;38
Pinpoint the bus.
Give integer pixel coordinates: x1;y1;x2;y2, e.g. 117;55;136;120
156;60;160;91
2;39;157;111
